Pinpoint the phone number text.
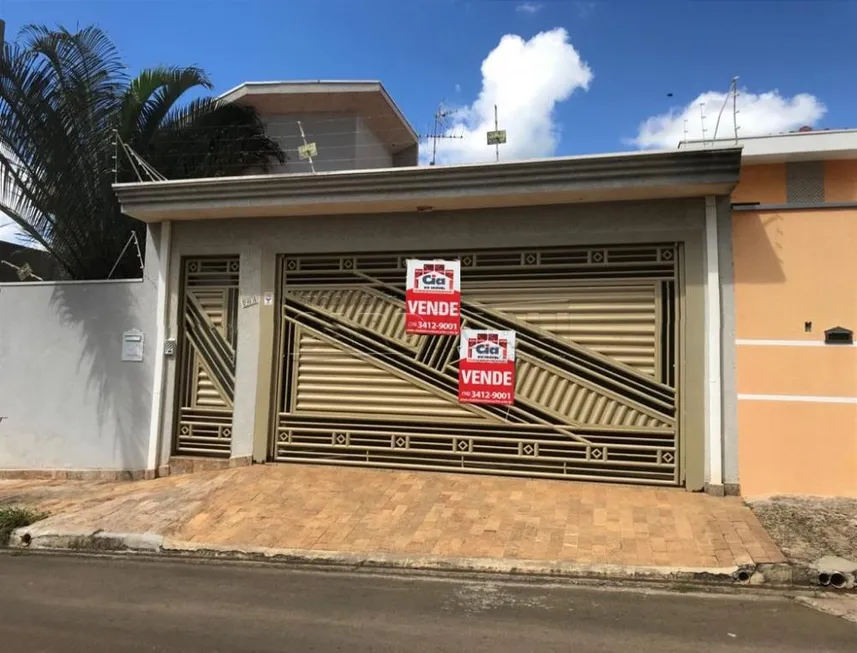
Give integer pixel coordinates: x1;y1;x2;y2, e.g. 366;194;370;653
460;390;513;401
413;320;458;332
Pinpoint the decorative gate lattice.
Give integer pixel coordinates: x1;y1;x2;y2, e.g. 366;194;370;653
174;257;240;456
272;244;682;485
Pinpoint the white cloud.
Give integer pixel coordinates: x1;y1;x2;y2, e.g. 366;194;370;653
632;89;827;149
426;28;593;165
516;2;543;14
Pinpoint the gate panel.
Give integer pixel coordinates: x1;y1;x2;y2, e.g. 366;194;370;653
174;257;239;456
271;244;681;484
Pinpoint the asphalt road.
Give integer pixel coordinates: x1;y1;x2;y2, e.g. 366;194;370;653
0;553;854;652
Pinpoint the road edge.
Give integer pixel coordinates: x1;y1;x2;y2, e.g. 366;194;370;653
7;527;816;589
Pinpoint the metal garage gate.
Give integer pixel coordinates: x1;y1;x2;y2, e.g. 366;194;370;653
271;243;682;485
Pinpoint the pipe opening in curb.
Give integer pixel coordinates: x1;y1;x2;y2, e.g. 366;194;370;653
735;570;751;583
830;572;847;589
20;533;31;547
818;572;831;586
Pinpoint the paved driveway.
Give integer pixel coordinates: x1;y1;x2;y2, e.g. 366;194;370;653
1;464;785;568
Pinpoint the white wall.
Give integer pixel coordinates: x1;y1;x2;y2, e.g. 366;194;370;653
0;273;156;473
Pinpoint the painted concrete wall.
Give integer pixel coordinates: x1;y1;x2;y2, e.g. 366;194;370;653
158;198;714;490
0;270;156;473
732;164;786;204
355;118;393;169
733;160;857;205
733;206;857;497
261;113;393;174
824;161;857;202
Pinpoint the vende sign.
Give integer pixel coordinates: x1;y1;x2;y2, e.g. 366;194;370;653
458;329;516;406
405;259;461;335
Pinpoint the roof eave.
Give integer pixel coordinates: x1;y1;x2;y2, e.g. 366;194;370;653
218;80;419;145
114;148;742;223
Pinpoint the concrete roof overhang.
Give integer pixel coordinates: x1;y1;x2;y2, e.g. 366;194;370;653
113;147;743;223
218;80;419;156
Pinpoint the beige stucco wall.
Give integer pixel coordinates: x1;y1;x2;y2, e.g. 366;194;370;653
156;198;713;489
733;205;857;497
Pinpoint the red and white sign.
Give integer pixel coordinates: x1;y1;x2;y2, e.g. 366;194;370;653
405;259;461;335
458;329;516;406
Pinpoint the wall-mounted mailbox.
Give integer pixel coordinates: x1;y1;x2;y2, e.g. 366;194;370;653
824;326;853;345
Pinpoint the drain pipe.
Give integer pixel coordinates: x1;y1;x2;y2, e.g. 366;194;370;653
146;221;172;477
830;572;849;589
818;572;832;586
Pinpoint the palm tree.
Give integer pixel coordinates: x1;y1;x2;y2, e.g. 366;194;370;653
0;25;283;279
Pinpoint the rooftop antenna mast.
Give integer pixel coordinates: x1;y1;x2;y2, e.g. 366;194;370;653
486;104;507;162
732;77;740;144
712;76;740;143
699;103;708;146
427;102;462;166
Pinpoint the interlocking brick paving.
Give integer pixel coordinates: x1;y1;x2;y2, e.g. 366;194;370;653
2;464;785;567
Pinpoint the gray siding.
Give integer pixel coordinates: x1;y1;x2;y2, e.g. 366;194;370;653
257;114;394;174
354;118;393;169
263;113;358;173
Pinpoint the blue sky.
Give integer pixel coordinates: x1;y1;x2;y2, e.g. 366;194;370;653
0;0;853;161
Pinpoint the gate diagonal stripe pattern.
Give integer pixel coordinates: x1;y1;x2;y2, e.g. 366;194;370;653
175;257;240;457
272;244;681;484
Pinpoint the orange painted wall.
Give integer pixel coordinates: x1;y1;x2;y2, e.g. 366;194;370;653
733;203;857;497
739;401;857;497
825;160;857;202
737;346;857;397
733;208;857;340
731;164;786;204
735;161;857;204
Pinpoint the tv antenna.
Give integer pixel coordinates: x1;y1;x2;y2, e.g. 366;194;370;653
296;120;318;173
426;102;462;166
486;104;507;163
1;260;43;281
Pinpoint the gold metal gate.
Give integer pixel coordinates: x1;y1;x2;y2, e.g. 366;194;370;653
173;257;240;456
271;244;681;485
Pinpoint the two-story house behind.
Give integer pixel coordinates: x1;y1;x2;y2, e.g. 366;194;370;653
219;80;419;173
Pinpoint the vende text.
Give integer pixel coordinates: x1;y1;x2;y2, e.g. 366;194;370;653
460;369;513;386
406;300;459;316
458;359;516;406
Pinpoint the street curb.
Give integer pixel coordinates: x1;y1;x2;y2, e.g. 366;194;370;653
8;527;814;589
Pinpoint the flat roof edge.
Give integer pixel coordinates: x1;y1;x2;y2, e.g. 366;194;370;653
114;147;741;220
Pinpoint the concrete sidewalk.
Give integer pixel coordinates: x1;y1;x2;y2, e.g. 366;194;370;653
1;464;786;579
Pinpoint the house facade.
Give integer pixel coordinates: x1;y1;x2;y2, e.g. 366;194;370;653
110;81;742;494
3;81;854;498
